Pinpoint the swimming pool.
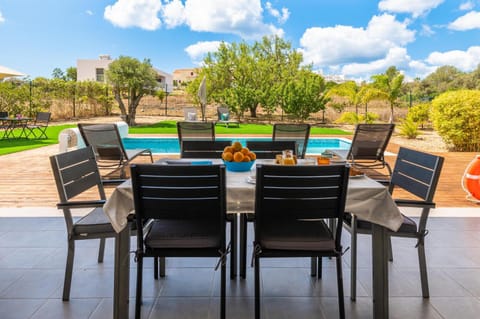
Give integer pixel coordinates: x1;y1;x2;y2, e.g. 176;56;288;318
122;137;351;155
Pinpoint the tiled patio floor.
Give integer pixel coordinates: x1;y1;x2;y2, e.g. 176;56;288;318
2;207;480;319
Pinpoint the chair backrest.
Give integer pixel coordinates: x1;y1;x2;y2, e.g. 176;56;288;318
0;111;7;118
131;164;226;244
50;146;106;230
390;147;444;202
272;123;311;159
348;124;395;161
181;140;232;158
177;121;215;143
217;106;230;121
78;123;127;162
246;140;297;159
254;164;349;247
183;107;199;121
35;112;51;125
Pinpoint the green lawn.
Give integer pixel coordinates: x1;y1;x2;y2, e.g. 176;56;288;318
0;120;350;156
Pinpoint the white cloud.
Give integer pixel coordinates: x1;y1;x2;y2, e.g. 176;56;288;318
460;1;475;11
161;0;185;28
340;47;410;77
299;14;415;66
0;10;5;23
448;11;480;30
104;0;162;31
265;2;290;24
378;0;444;18
185;41;223;65
420;24;435;36
180;0;283;39
425;46;480;71
86;10;94;16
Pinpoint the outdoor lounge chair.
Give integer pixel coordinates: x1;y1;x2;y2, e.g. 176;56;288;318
25;111;51;139
183;106;199;121
216;106;239;127
49;146;122;301
329;123;395;176
253;164;349;319
272;123;311;158
78;123;153;179
343;147;444;301
131;164;228;319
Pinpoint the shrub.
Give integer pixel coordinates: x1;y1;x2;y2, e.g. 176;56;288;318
431;90;480;151
399;117;419;139
407;103;430;128
334;111;379;124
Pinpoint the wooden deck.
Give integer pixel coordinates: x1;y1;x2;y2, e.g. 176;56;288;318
0;141;478;208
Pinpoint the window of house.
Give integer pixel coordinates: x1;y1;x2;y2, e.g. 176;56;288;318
96;68;105;82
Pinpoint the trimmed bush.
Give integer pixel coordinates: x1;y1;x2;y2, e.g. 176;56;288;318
431;90;480;151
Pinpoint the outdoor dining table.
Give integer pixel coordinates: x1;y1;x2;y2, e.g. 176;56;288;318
103;159;403;319
0;116;31;139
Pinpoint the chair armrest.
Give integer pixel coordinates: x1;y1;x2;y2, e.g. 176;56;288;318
57;200;106;209
394;199;435;209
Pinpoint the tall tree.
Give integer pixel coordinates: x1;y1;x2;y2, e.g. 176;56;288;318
65;67;77;81
106;56;157;126
371;66;404;123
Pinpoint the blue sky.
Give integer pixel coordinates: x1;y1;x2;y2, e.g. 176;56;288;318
1;0;480;81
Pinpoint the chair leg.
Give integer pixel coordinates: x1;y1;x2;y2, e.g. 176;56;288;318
350;217;358;301
221;256;226;319
318;257;322;279
159;257;166;277
135;256;143;319
336;256;346;319
388;236;393;262
310;257;317;277
230;215;238;279
418;242;430;298
97;238;106;263
62;239;75;301
254;256;261;319
240;214;247;279
154;257;159;280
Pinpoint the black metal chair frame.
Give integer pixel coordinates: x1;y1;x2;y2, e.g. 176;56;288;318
176;121;215;145
26;111;51;139
246;140;297;159
343;147;444;301
78;123;153;179
180;140;231;159
50;146;121;301
253;164;349;319
131;164;228;319
272;123;311;159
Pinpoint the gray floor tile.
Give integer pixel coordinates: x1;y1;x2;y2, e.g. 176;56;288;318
0;299;45;319
0;269;63;298
30;298;101;319
429;297;480;319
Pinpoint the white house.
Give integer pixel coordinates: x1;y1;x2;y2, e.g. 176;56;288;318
76;55;173;93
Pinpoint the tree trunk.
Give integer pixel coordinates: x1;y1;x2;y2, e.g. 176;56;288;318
249;105;257;117
389;103;394;123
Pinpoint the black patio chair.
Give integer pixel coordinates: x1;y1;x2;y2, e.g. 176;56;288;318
176;121;215;144
78;123;153;179
50;146;121;301
332;123;395;177
25;111;51;139
216;106;239;128
343;147;444;301
131;164;228;319
0;111;8;130
272;123;311;159
180;140;231;158
246;140;297;159
253;164;349;319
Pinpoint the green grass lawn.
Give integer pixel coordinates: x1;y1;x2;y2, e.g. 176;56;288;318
0;120;350;156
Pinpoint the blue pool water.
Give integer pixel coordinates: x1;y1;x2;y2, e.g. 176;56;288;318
122;137;351;155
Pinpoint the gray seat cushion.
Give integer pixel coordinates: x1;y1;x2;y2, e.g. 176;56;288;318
145;219;221;249
74;207;115;235
260;219;335;251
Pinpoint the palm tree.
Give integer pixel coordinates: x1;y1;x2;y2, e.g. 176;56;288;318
371;66;404;123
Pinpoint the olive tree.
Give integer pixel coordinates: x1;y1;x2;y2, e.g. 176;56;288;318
106;56;157;125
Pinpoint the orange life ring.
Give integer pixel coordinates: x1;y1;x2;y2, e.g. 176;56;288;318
462;155;480;202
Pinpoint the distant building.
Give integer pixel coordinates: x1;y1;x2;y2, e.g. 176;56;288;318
76;55;173;93
323;74;348;84
173;68;198;86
